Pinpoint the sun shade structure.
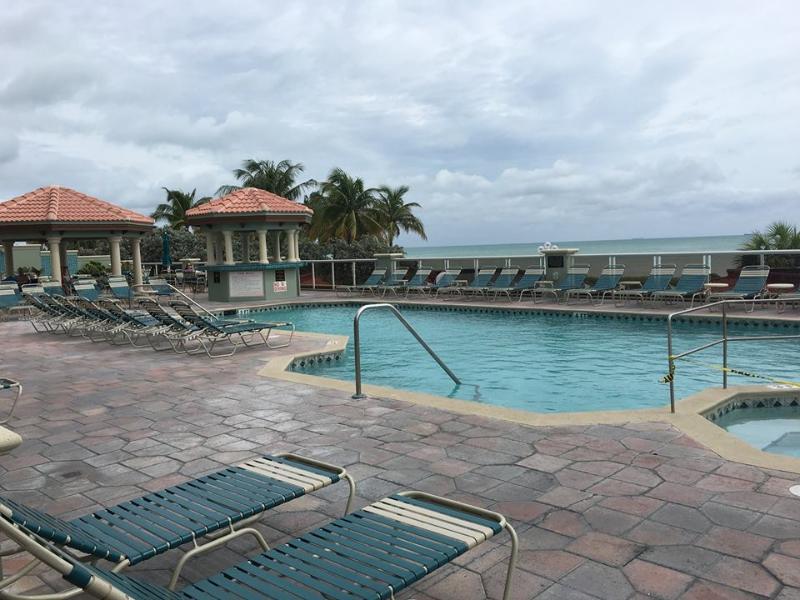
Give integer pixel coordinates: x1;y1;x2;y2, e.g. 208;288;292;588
185;188;312;302
0;186;154;284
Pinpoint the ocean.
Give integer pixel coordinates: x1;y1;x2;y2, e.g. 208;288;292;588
404;234;750;258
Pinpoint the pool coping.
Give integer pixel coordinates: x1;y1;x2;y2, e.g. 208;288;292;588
246;300;800;474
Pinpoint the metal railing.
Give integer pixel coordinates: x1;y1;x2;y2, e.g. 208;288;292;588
666;298;800;412
129;282;217;319
352;303;460;399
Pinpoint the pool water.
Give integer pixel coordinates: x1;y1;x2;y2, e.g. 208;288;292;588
249;305;800;413
716;406;800;457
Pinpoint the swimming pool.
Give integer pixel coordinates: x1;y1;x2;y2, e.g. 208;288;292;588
248;304;800;413
716;406;800;458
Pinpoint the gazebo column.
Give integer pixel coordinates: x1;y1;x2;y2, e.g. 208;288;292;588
131;238;143;286
109;236;122;277
257;230;269;264
47;236;62;283
241;232;250;263
205;233;216;265
287;229;299;262
271;231;282;262
3;242;14;277
222;231;234;265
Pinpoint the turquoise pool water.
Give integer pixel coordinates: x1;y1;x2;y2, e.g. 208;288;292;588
249;305;800;413
716;407;800;458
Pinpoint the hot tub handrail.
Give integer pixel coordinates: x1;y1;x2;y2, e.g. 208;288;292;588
352;303;460;399
129;282;217;319
666;298;800;413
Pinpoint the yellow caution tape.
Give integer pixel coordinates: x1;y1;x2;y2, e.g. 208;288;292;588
663;355;800;388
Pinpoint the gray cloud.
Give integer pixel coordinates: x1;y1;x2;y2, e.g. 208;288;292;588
0;1;797;245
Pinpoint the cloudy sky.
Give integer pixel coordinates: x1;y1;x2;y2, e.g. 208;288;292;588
1;1;798;247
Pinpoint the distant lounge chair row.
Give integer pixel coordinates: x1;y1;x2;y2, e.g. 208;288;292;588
0;455;518;600
21;291;294;357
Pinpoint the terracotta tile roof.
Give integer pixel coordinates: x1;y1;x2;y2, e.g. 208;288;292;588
186;187;313;217
0;186;154;225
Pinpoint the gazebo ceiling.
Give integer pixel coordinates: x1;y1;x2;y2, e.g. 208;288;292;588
0;186;154;239
185;188;313;226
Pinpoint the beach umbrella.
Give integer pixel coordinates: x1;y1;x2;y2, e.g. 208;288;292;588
161;229;172;268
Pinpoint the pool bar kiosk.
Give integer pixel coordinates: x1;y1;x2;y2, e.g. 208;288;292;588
185;188;311;303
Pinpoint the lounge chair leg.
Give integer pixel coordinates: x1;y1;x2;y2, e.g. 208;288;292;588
502;521;520;600
343;472;356;515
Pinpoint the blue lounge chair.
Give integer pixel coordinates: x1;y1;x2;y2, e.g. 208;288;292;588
430;269;465;297
377;266;410;297
339;267;386;296
706;265;770;311
401;268;433;296
107;276;131;300
564;264;625;304
0;454;355;589
145;278;176;300
73;281;102;301
613;264;676;305
42;281;66;297
526;264;591;303
504;267;546;301
0;285;22;320
485;268;520;300
651;264;710;306
0;491;517;599
441;268;496;299
171;301;295;356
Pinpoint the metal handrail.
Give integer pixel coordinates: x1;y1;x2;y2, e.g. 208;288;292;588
666;297;800;412
129;282;217;319
352;303;460;399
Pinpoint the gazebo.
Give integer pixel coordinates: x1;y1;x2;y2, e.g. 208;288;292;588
0;186;154;284
185;187;312;302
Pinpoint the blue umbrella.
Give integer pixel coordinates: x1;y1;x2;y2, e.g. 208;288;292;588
161;229;172;268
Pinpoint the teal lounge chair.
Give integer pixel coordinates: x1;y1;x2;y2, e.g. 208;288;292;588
144;278;176;301
526;264;591;303
431;269;465;297
377;266;410;297
443;268;496;299
0;490;517;599
401;268;433;296
503;267;545;301
339;267;386;296
0;286;22;320
613;264;676;305
171;301;294;356
488;268;536;300
0;454;355;590
564;264;625;304
73;281;102;302
706;265;770;311
107;276;131;301
42;281;66;297
651;264;710;306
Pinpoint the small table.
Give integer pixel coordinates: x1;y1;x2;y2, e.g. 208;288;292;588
620;280;642;290
767;283;795;295
704;283;729;291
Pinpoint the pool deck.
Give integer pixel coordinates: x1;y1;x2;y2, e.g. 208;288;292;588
2;299;800;599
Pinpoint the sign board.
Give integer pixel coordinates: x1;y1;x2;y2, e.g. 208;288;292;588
229;271;264;298
273;281;287;293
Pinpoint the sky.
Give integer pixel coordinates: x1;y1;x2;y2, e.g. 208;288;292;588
0;1;799;247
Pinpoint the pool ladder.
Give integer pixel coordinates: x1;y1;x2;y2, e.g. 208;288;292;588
352;303;461;399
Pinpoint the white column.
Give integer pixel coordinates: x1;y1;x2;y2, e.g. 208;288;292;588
205;233;216;265
287;229;298;262
132;238;143;286
109;236;122;276
222;230;234;265
241;232;250;263
48;237;62;282
258;230;269;264
3;242;14;277
294;229;301;260
272;231;282;262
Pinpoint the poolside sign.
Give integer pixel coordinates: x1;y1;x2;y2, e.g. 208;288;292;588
273;281;287;293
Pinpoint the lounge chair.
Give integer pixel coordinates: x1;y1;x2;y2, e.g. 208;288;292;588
96;299;171;345
429;269;464;297
495;267;544;301
73;281;102;302
136;298;206;352
400;268;433;296
0;490;517;599
136;278;176;302
651;264;710;306
171;301;294;357
525;264;591;303
41;281;66;297
376;267;410;297
613;264;677;305
0;453;355;590
483;268;519;299
564;265;625;304
0;285;24;320
338;268;386;296
460;268;498;299
107;276;131;301
706;265;770;311
0;377;21;424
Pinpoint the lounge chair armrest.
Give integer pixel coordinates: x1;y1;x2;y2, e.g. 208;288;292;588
274;452;349;478
398;490;508;528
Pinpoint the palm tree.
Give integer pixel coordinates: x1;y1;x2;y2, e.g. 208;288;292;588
310;168;382;242
150;188;211;229
740;221;800;267
375;185;427;246
217;159;316;200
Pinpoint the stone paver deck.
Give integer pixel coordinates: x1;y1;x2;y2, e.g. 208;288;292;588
1;319;799;599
